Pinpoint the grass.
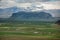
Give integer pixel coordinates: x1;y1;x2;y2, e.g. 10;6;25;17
0;35;60;40
0;21;60;40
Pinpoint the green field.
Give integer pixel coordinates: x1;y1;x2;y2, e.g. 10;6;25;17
0;21;60;40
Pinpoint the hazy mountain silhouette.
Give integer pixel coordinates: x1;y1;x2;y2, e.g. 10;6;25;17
8;11;54;21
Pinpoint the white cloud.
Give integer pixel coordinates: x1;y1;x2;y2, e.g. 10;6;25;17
16;3;31;8
0;0;60;18
46;9;60;17
16;1;60;10
0;0;16;18
0;0;16;9
0;14;12;18
42;1;60;10
0;0;60;10
14;0;60;3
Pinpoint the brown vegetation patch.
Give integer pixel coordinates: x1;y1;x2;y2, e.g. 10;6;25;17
0;35;60;40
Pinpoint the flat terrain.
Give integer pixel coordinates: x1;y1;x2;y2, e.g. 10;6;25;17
0;35;60;40
0;21;60;40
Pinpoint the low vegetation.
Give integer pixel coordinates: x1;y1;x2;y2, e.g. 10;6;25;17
0;21;60;40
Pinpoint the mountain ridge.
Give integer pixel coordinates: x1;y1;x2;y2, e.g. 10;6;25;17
8;11;55;21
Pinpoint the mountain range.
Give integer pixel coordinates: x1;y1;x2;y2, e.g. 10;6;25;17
7;11;56;21
0;6;60;22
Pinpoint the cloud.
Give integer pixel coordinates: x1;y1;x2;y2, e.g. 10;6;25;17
0;0;16;9
16;1;60;10
0;14;12;18
0;0;60;9
42;1;60;10
0;0;16;18
15;0;60;3
0;8;12;18
0;0;60;18
45;9;60;17
16;3;31;8
0;7;19;18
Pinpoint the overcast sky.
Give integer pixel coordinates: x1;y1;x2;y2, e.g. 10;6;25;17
0;0;60;18
0;0;60;9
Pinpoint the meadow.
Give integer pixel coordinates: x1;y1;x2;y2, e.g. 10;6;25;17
0;21;60;40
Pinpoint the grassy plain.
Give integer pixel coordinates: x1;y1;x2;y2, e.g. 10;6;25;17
0;21;60;40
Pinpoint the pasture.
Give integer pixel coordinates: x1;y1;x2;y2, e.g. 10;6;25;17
0;21;60;40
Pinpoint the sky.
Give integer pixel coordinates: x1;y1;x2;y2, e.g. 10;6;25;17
0;0;60;18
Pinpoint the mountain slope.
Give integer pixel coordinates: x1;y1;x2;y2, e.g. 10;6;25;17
8;11;54;21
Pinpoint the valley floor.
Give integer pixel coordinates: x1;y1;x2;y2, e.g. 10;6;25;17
0;22;60;40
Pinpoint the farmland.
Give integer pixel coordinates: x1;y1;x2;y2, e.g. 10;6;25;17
0;21;60;40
